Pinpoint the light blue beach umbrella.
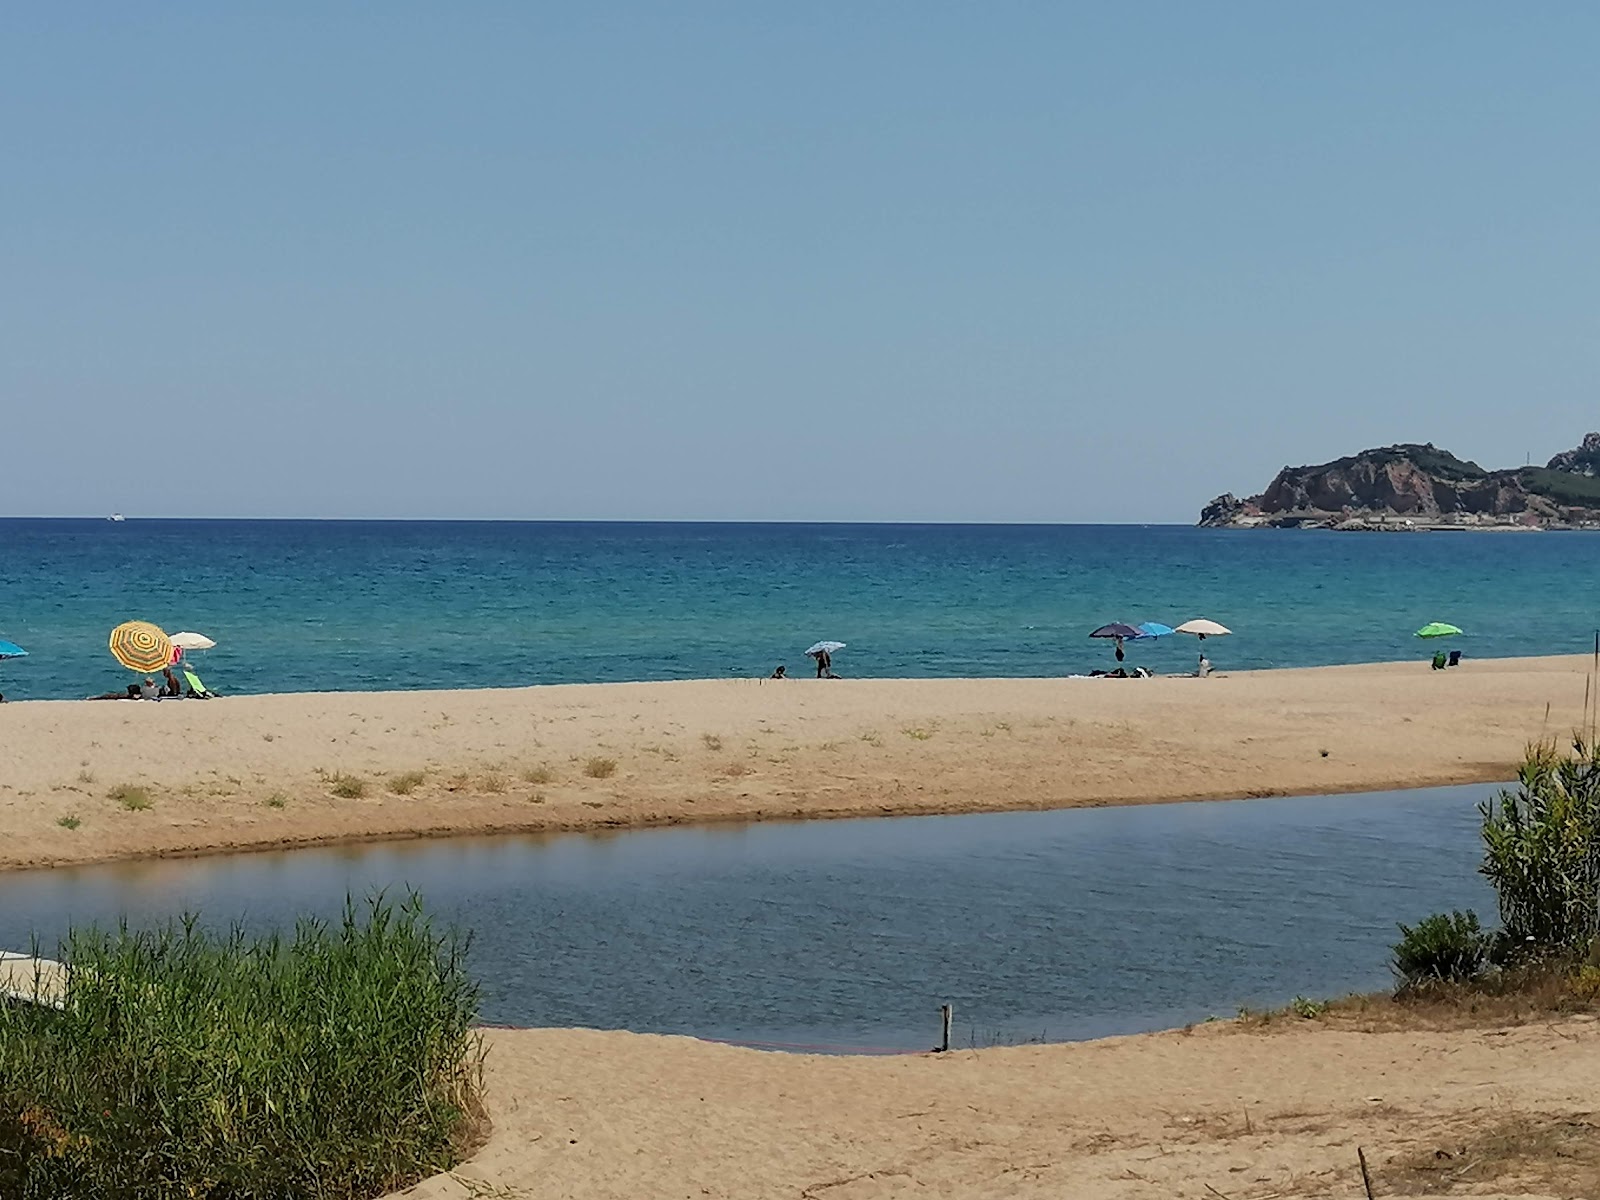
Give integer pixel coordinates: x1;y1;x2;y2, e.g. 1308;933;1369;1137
1132;622;1175;640
0;640;27;660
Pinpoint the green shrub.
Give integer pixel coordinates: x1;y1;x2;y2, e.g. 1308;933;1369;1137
0;894;481;1198
1393;910;1488;988
1289;995;1327;1019
1480;739;1600;954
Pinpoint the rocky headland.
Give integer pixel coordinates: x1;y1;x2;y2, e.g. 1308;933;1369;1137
1200;433;1600;529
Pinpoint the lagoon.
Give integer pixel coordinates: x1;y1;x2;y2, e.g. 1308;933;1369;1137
0;784;1497;1050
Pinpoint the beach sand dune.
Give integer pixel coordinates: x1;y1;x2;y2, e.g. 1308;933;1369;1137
0;654;1588;870
395;1017;1600;1199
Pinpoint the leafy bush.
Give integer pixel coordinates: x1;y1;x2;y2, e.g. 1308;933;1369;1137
1392;910;1488;988
0;894;481;1199
1480;739;1600;954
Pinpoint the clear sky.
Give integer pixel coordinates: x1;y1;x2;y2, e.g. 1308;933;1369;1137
4;4;1597;522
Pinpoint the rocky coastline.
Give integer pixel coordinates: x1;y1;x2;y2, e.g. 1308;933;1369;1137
1200;434;1600;530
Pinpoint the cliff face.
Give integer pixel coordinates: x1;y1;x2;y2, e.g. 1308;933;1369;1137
1201;437;1600;528
1546;432;1600;476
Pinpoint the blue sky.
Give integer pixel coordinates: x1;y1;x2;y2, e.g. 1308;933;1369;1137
4;4;1597;521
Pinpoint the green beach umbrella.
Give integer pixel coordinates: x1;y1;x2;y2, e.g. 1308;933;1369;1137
1415;622;1463;638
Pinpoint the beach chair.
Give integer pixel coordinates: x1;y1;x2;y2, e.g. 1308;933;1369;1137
183;668;215;699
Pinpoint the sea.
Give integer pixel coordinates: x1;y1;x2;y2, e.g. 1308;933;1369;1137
2;518;1599;701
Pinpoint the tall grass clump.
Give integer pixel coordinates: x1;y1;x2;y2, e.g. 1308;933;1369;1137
0;894;482;1199
1480;738;1600;953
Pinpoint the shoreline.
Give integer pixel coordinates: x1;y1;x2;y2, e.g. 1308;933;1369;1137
1;655;1586;874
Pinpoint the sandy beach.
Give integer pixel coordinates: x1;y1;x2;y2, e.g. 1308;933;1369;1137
392;1017;1600;1199
0;654;1588;871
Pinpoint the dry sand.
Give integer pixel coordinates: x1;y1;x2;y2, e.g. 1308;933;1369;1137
0;654;1590;870
394;1018;1600;1200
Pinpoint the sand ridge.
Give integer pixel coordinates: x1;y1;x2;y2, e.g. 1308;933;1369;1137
0;654;1590;871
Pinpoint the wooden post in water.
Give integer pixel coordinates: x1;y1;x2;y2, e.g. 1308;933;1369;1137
939;1003;952;1053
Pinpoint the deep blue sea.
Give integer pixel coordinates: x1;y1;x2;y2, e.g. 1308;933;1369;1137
2;519;1599;700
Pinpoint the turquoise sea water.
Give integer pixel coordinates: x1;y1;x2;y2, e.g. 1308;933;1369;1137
1;519;1598;700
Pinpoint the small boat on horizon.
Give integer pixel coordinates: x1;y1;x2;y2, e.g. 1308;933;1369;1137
108;513;126;522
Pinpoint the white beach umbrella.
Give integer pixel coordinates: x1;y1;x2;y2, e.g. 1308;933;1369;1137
1173;619;1231;639
805;641;846;657
170;631;217;651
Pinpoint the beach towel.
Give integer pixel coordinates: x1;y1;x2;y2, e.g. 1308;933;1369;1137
183;668;215;699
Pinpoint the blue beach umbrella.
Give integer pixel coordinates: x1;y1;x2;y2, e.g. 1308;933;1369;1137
0;640;27;660
1132;622;1175;640
1088;623;1142;641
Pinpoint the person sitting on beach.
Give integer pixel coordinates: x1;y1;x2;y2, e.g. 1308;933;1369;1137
1197;654;1212;678
140;677;160;700
1431;650;1447;671
162;667;183;696
770;664;787;679
90;684;144;700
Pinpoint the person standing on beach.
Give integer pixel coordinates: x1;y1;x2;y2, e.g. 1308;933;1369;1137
815;648;831;678
1114;636;1125;663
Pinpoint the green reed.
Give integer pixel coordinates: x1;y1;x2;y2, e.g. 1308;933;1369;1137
0;893;482;1199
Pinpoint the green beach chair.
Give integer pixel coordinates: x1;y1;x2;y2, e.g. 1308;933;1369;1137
182;668;215;699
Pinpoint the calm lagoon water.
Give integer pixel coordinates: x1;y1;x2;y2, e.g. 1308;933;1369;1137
0;784;1497;1051
3;519;1600;699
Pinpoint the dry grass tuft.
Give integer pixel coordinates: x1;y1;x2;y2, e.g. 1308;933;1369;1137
522;766;555;785
700;733;723;751
480;773;507;794
1240;964;1600;1036
388;770;425;796
328;774;367;799
1381;1112;1600;1196
108;783;152;811
583;757;617;779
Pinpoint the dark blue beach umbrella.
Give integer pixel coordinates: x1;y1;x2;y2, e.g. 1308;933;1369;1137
1089;623;1142;641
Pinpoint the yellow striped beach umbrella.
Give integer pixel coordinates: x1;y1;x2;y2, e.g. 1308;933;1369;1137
108;621;174;673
